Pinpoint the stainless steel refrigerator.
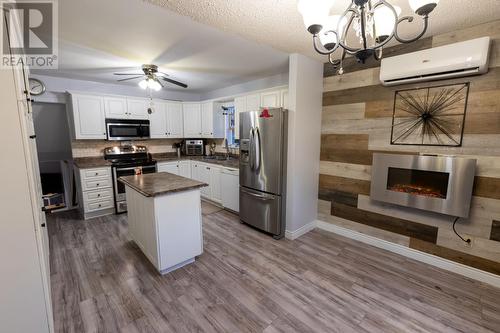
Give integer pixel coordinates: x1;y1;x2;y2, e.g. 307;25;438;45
239;107;288;239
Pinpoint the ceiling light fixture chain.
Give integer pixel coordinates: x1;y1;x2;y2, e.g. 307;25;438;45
299;0;439;70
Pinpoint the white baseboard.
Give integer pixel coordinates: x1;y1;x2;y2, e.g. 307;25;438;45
316;221;500;289
285;220;317;240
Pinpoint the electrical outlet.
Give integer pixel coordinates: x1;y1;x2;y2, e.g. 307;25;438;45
463;235;474;248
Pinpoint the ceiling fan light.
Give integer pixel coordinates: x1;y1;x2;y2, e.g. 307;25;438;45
150;80;162;91
138;79;148;90
298;0;336;32
408;0;439;16
374;5;401;39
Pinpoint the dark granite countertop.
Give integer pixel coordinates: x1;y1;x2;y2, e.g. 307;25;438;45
74;154;239;170
152;153;239;169
74;157;112;169
119;172;208;197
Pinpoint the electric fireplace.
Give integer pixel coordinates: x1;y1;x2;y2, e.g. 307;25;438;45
371;154;476;218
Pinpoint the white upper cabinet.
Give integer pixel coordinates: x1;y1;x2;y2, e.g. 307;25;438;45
70;94;106;139
261;90;281;108
281;89;289;109
233;96;246;140
126;98;150;120
183;103;202;137
104;97;128;118
246;93;261;112
201;102;214;137
167;102;184;138
149;102;168;138
149;101;184;139
201;102;225;138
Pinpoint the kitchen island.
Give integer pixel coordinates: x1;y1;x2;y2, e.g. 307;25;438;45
119;172;207;274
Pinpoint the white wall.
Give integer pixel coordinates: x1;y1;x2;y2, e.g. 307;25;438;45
201;72;289;101
30;74;203;103
285;54;323;236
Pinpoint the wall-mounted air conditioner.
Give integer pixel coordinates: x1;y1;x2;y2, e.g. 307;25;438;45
380;37;490;86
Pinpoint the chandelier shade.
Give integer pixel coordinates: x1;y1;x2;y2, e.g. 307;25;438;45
299;0;439;72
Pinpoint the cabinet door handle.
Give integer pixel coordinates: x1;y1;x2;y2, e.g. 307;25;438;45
98;204;102;208
41;223;46;228
96;183;100;186
206;167;210;170
29;135;36;139
95;172;99;176
97;194;101;197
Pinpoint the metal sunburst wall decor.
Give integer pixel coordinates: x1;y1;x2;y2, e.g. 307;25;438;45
390;83;469;147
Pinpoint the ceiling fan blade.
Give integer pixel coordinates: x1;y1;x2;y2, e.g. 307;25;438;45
114;72;143;76
161;77;188;88
157;72;170;77
117;75;144;82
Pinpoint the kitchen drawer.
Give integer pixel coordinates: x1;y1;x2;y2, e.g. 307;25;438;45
82;167;110;180
82;178;112;191
85;199;114;212
83;188;113;203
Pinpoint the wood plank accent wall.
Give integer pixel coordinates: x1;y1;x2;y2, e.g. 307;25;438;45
319;20;500;276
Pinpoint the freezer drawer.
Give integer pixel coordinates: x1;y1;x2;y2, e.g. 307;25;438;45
239;186;281;235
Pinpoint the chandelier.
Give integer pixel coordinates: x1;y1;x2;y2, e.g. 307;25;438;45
298;0;439;72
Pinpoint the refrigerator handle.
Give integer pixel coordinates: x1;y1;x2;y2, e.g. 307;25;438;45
254;127;261;171
249;127;255;170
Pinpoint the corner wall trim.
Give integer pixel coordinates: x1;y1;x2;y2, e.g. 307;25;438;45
316;221;500;288
285;220;317;240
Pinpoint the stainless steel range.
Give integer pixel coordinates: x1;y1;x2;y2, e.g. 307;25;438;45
105;145;157;213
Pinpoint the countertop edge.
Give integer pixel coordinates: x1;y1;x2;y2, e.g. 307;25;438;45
118;175;208;198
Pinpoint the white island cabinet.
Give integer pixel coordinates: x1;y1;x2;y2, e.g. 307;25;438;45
120;172;207;274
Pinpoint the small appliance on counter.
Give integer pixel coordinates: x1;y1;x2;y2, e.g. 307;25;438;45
105;145;157;213
184;139;204;156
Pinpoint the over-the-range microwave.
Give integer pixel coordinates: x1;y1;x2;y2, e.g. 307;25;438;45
105;118;150;141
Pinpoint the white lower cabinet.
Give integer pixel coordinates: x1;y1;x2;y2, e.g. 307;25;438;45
76;166;114;219
157;160;192;178
158;160;235;208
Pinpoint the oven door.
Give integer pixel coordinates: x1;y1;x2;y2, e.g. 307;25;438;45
113;164;157;202
106;122;150;141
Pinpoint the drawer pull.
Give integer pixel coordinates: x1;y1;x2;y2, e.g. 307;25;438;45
97;194;101;197
96;183;100;186
95;172;99;176
98;204;102;208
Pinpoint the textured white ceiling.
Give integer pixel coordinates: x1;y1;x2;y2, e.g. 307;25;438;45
33;0;289;93
146;0;500;60
34;0;500;93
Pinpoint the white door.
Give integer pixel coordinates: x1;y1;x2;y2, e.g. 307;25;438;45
183;103;202;137
281;89;289;109
149;102;168;138
233;96;246;140
167;102;184;138
201;102;214;137
261;90;281;108
246;93;261;112
191;162;202;181
199;164;211;198
179;160;191;178
73;94;106;139
127;98;150;119
104;97;128;118
157;162;179;175
209;166;222;203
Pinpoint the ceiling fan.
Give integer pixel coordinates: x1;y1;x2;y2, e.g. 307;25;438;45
114;64;188;90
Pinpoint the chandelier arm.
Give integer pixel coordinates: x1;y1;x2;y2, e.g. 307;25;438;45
337;8;362;54
369;0;399;50
394;15;429;44
312;32;340;55
359;4;368;51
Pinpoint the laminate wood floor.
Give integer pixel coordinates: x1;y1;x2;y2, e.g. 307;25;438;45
48;203;500;333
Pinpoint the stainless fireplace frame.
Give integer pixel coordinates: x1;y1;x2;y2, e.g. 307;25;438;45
371;153;476;218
